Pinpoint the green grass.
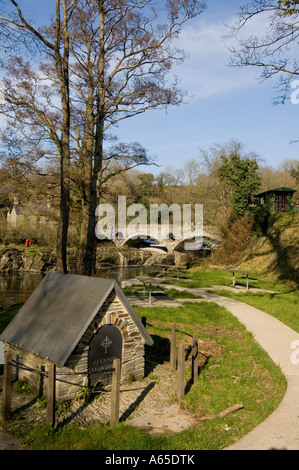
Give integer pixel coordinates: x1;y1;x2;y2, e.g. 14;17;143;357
4;301;286;451
0;303;23;334
122;285;202;299
160;269;236;289
164;288;203;299
162;268;299;333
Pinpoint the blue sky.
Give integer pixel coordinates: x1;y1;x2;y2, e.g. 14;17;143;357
4;0;299;175
112;0;299;175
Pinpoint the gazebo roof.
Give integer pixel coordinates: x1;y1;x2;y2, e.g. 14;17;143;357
255;187;296;197
0;272;153;366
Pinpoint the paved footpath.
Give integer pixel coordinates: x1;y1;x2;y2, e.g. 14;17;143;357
169;286;299;450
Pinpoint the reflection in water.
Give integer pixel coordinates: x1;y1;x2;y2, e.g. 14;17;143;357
0;272;45;307
95;265;159;283
0;265;160;307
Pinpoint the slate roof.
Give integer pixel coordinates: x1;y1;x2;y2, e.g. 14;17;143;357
0;272;153;366
255;187;296;197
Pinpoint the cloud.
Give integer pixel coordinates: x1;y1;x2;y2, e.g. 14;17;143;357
173;12;271;100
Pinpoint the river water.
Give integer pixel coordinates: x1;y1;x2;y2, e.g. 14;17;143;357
0;265;161;308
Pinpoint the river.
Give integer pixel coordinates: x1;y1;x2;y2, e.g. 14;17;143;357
0;265;161;308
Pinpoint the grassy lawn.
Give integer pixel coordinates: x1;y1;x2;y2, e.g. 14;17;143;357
157;268;236;289
1;300;286;450
162;267;299;334
212;289;299;334
122;284;203;299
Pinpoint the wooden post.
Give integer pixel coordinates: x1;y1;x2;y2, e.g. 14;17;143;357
110;358;121;426
170;324;177;370
177;344;185;401
192;334;198;383
1;352;12;422
46;361;56;427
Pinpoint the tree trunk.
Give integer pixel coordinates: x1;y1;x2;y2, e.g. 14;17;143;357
77;88;95;274
82;102;104;277
82;0;105;277
55;0;71;274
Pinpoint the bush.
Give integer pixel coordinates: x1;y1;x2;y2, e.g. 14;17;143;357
13;380;37;396
1;219;57;248
252;205;276;236
213;215;254;265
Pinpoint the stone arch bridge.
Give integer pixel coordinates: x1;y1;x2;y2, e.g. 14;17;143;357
99;224;221;253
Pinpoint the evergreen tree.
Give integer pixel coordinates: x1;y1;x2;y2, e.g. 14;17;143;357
218;152;261;220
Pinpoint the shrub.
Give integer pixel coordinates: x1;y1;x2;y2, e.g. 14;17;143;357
213;215;254;265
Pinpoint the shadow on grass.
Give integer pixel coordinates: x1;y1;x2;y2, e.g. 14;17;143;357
185;354;210;395
266;226;299;289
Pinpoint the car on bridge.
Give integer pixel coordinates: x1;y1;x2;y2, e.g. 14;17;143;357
141;238;159;246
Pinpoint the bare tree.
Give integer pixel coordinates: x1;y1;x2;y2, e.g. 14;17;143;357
74;0;207;275
0;0;74;273
0;0;207;276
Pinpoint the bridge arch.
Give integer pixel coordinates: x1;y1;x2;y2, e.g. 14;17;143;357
100;224;222;252
117;234;158;249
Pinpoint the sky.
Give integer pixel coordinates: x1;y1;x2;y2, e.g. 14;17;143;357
112;0;299;175
2;0;299;176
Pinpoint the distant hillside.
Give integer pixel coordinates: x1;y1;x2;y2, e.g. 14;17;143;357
238;212;299;286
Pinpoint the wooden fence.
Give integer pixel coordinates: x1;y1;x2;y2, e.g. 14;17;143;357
142;317;201;401
2;321;202;427
1;352;121;428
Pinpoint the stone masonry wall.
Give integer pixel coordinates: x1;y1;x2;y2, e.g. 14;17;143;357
78;291;146;386
5;344;48;395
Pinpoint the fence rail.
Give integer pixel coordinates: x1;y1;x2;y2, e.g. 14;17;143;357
1;320;204;427
1;353;121;428
142;317;204;400
9;359;115;377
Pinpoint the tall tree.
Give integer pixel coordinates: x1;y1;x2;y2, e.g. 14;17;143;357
218;144;261;220
0;0;74;273
74;0;207;275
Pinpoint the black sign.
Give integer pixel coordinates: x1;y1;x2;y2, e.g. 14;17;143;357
89;325;122;387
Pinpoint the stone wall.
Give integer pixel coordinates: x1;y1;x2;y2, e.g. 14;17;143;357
5;344;48;395
78;291;146;386
5;290;147;401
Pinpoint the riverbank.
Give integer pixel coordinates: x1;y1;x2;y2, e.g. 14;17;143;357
0;244;202;274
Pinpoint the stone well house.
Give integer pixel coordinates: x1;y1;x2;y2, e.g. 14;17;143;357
0;273;153;400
